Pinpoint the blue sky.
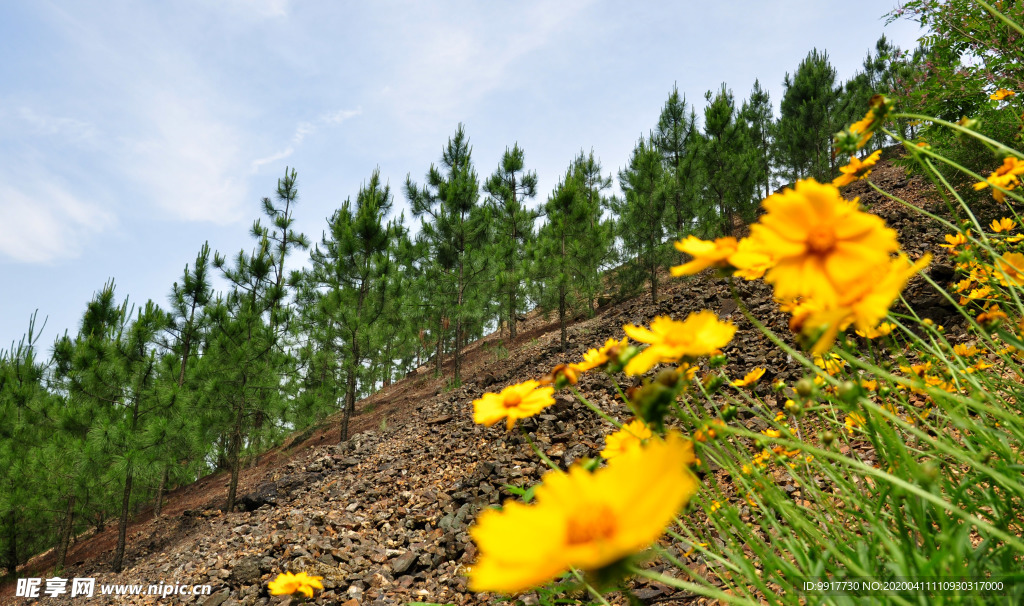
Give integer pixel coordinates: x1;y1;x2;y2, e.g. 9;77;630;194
0;1;921;352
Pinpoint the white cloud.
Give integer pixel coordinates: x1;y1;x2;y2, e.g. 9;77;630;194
16;107;99;143
0;178;115;264
219;0;290;19
251;107;361;174
119;93;250;224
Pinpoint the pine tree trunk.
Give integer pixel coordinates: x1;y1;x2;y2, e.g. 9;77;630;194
4;511;18;573
112;468;133;572
341;364;356;442
155;468;167;518
509;290;517;341
435;317;443;376
56;495;76;570
559;284;567;352
455;263;464;385
650;260;658;305
226;398;244;513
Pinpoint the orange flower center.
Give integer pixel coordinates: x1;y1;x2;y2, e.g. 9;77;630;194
503;392;523;407
807;225;837;254
566;505;616;545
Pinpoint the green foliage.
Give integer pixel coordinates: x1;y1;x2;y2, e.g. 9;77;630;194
612;135;670;303
699;84;761;235
654;85;704;237
484;143;539;342
776;49;840;182
534;152;615;349
407;124;490;383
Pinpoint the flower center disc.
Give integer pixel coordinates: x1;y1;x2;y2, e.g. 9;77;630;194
503;393;523;407
566;505;616;545
807;226;837;254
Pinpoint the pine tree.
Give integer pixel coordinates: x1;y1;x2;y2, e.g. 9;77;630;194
654;85;703;237
776;49;840;182
741;79;775;200
307;168;398;442
0;314;51;573
613;135;669;303
484;143;538;342
698;84;760;236
533;154;615;350
406;124;489;385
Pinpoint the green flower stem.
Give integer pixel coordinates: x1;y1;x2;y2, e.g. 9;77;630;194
977;0;1024;36
569;385;622;430
724;424;1024;553
520;427;560;472
568;568;612;606
626;565;756;605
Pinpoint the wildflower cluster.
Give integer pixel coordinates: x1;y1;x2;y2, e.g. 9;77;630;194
674;176;929;354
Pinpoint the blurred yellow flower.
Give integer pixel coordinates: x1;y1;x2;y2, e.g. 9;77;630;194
574;337;627;372
731;367;766;387
813;353;845;375
848;110;876;148
801;254;931;354
856;321;896;339
623;312;736;376
974;157;1024;202
845;412;865;434
730;237;776;280
473;380;556;430
953;343;980;357
832;150;882;187
468;433;699;593
671;236;738;276
268;572;324;598
991;217;1017;232
996;252;1024;286
991;88;1016;101
749;179;899;306
600;419;653;459
939;231;969;251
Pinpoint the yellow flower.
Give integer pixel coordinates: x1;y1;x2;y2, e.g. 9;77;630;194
575;337;627;372
974;157;1024;202
749;179;899;307
991;88;1016;101
670;236;738;276
729;237;776;280
996;252;1024;286
856;321;895;339
848;110;876;148
832;150;882;187
600;419;653;459
813;353;845;376
801;254;931;354
468;433;699;594
473;380;556;430
623;312;737;376
845;412;865;434
268;572;324;598
731;367;765;387
953;343;980;358
762;428;782;439
940;231;969;252
991;217;1017;232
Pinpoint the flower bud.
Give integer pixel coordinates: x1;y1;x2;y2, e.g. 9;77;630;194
795;378;815;398
838;381;861;405
821;431;836;447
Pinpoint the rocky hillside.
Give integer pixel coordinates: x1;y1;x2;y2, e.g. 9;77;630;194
1;157;963;605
